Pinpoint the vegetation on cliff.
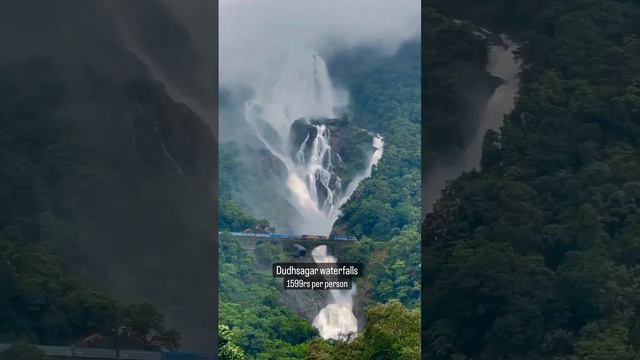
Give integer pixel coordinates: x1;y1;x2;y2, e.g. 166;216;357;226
218;325;247;360
331;40;421;241
218;233;318;359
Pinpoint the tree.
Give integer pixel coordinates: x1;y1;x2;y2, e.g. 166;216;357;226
218;325;246;360
422;1;640;358
305;300;420;360
118;303;180;351
357;300;421;359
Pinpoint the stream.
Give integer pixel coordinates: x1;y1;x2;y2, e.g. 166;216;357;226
423;33;522;212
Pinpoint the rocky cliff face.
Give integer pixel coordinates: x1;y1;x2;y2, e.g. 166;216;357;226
0;0;217;352
288;117;375;207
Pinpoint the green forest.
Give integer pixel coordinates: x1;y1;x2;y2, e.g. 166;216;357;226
332;40;421;241
423;0;640;359
219;232;317;359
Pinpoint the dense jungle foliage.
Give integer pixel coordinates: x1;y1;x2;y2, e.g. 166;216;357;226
422;10;496;163
218;232;318;359
217;230;423;360
423;0;640;359
332;40;422;241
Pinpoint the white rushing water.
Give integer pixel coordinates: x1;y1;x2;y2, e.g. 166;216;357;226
243;49;384;235
242;49;385;340
240;49;385;340
337;134;384;211
311;245;358;341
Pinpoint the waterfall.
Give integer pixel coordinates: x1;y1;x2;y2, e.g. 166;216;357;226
247;51;345;145
311;245;358;341
422;34;521;212
337;134;384;211
242;50;385;340
243;49;383;235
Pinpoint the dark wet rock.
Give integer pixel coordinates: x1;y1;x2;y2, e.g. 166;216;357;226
315;172;341;206
290;116;374;188
289;118;318;163
293;244;307;257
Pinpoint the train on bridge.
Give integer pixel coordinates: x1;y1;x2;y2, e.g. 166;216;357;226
223;231;357;241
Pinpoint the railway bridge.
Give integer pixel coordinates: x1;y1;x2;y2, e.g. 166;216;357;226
220;231;357;243
222;231;357;257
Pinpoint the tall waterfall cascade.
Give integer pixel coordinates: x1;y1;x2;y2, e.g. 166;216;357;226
243;49;384;235
240;49;385;341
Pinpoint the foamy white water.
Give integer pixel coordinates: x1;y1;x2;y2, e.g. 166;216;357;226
337;134;384;211
243;49;383;235
311;245;358;340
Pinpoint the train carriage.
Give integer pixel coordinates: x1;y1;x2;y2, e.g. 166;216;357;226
0;344;214;360
269;233;289;238
119;349;162;359
40;345;72;357
72;347;118;359
223;231;357;241
300;234;327;241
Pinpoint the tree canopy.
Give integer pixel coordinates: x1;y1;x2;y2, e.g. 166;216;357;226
423;1;640;358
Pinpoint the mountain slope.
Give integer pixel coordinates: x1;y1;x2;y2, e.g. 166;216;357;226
0;0;218;351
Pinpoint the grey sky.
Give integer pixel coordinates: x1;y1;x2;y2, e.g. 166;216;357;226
220;0;420;89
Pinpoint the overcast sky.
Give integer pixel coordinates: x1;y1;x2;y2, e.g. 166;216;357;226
219;0;420;89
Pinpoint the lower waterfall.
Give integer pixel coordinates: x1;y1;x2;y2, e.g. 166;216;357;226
311;245;358;341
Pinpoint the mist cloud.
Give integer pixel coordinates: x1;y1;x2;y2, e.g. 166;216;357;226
219;0;420;89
